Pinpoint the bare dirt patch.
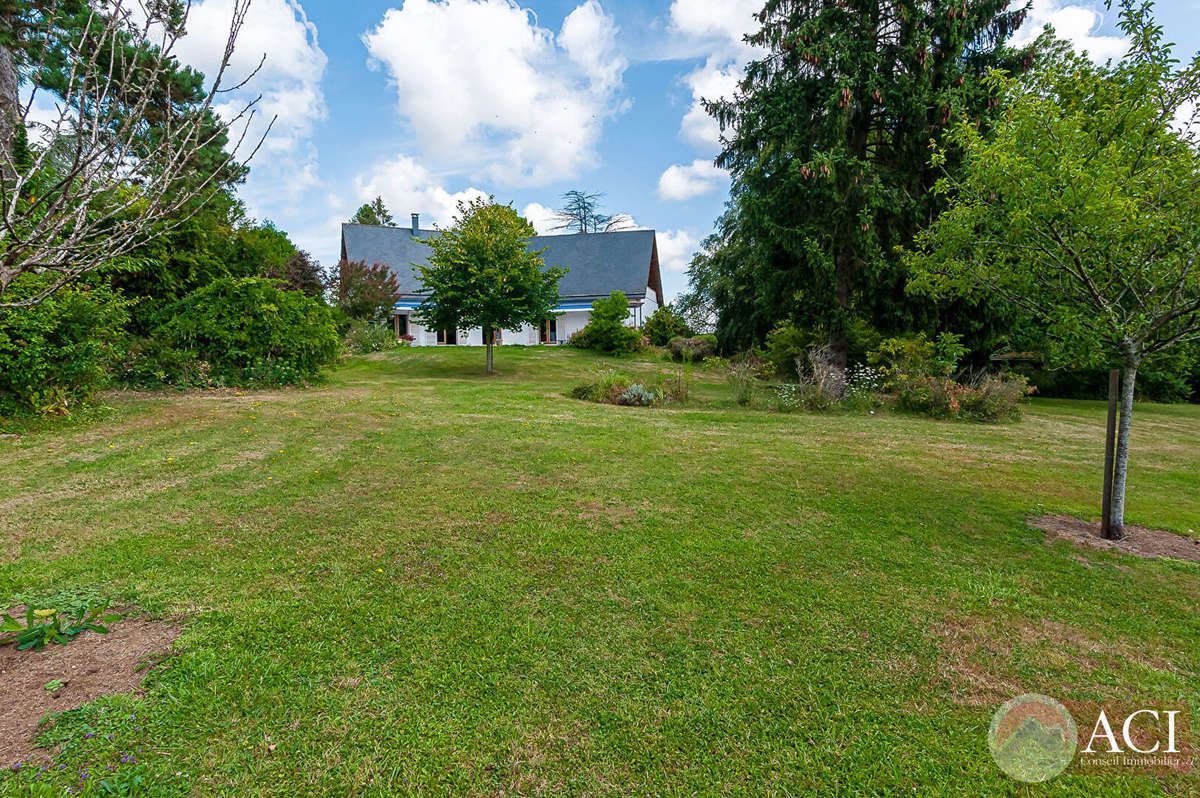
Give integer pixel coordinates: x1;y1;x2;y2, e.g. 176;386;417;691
0;615;181;765
1030;514;1200;563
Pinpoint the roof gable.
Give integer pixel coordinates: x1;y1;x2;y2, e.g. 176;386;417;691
340;224;661;305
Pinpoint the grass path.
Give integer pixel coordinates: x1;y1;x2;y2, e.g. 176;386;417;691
1;347;1197;796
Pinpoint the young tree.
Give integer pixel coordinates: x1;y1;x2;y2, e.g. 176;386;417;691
553;190;632;234
696;0;1031;362
326;259;401;322
351;196;396;227
417;198;565;374
909;3;1200;538
0;0;269;307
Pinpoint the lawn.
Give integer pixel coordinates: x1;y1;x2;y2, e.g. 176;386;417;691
1;346;1197;796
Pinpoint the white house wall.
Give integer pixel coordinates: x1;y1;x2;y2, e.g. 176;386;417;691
396;303;646;347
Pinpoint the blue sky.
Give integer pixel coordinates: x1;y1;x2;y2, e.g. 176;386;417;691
171;0;1200;301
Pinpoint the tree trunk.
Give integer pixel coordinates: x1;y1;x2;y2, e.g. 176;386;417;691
1108;355;1140;539
486;340;494;375
830;246;853;371
0;34;18;174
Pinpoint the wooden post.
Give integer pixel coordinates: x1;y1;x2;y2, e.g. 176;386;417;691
1101;368;1120;539
393;314;400;339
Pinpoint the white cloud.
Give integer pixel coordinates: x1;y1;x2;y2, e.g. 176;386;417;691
667;0;763;151
668;0;760;42
559;1;627;95
657;229;699;273
522;202;560;235
1011;0;1128;62
352;155;489;230
363;0;627;187
161;0;328;212
657;159;726;201
679;60;742;148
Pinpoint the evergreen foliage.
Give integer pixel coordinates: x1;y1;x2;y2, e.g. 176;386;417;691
683;0;1032;364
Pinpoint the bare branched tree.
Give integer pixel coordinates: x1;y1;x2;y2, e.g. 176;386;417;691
552;190;633;235
0;0;272;307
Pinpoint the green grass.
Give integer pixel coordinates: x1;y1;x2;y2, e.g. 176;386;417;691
1;346;1197;796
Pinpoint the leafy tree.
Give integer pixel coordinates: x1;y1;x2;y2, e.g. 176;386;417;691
266;251;324;298
228;222;299;280
553;190;633;234
692;0;1032;364
326;259;401;323
0;1;261;305
109;205;302;334
351;197;396;227
643;304;693;347
909;3;1200;538
416;198;565;374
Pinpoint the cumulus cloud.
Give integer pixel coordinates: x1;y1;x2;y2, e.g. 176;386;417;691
656;229;699;273
363;0;627;187
1011;0;1128;62
678;61;742;149
167;0;328;208
655;0;761;201
353;155;489;230
668;0;761;148
657;159;726;201
522;202;560;235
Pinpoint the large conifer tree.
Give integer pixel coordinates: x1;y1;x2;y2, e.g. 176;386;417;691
694;0;1032;363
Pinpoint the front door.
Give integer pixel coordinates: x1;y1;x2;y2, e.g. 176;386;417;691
437;328;457;345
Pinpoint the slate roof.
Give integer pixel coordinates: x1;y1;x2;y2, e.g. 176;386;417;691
340;224;664;307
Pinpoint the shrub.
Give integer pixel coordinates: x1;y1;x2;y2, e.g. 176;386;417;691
345;321;400;354
568;370;636;404
619;383;657;406
727;356;756;406
572;292;642;354
116;337;220;390
762;322;813;378
869;332;966;389
566;325;596;349
667;335;718;362
154;278;340;385
642;305;692;346
898;372;1033;421
773;346;850;411
568;370;679;407
0;275;130;415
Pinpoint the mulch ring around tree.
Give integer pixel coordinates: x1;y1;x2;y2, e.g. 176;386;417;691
1030;514;1200;563
0;611;181;766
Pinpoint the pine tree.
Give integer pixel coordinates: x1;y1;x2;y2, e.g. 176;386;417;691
351;197;396;227
697;0;1032;364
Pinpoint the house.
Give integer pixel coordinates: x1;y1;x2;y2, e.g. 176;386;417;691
339;214;664;346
